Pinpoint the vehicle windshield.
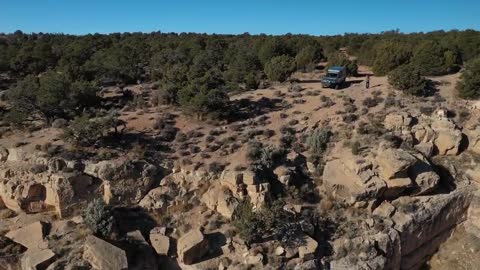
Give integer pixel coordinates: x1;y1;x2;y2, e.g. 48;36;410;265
326;72;338;78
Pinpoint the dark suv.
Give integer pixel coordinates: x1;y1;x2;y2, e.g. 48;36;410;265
321;66;347;89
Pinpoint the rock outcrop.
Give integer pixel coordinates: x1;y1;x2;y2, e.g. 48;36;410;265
384;112;414;131
328;187;473;270
323;156;386;202
150;227;170;256
298;235;318;260
0;169;90;217
465;126;480;154
84;159;161;204
201;185;239;219
322;146;440;202
21;248;55;270
384;112;465;156
5;221;48;250
430;118;463;156
177;229;209;265
83;235;128;270
220;169;271;209
391;187;473;269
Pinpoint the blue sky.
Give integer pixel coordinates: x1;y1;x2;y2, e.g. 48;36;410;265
0;0;479;35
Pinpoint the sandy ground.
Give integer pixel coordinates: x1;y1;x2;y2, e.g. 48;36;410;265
0;65;475;173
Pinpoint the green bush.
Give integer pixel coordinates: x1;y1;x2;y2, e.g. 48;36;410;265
264;55;296;82
327;52;358;76
233;201;263;243
258;38;290;66
244;72;260;90
246;140;283;171
372;41;412;76
62;116;106;146
351;141;361;155
225;49;261;84
306;128;331;155
4;108;28;126
388;65;428;96
457;57;480;99
295;45;319;72
233;200;293;244
155;83;179;105
62;112;124;146
177;69;229;119
7;71;99;124
410;41;459;76
83;198;114;238
69;80;101;109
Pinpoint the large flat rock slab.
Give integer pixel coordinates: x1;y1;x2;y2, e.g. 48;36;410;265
83;235;128;270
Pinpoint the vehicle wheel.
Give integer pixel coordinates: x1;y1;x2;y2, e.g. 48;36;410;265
335;84;339;90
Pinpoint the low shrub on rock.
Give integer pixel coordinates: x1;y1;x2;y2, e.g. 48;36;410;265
83;198;114;238
246;140;284;171
306;128;331;155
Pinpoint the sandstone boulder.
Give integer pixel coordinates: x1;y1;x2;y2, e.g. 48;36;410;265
376;148;440;197
383;177;412;198
298;235;318;260
6;147;28;162
413;124;436;144
21;248;55;270
150;228;170;256
414;118;464;156
139;186;169;210
220;169;261;193
306;161;316;174
245;253;264;265
384;112;413;131
44;173;76;218
323;146;440;202
373;201;396;218
177;229;209;265
466;126;480;154
0;169;87;217
274;246;285;256
323;157;386;202
466;168;480;185
247;182;270;209
50;220;75;237
414;142;434;157
83;235;128;270
84;160;117;181
409;161;440;195
220;170;243;192
201;185;239;219
273;166;293;185
435;131;462;156
376;148;417;180
391;188;473;269
5;221;48;249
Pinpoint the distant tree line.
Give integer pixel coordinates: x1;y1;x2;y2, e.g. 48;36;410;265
1;29;480;123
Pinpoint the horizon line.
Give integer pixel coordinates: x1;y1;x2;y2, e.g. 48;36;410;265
1;27;478;37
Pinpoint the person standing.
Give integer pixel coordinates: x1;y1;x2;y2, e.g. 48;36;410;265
366;74;370;89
